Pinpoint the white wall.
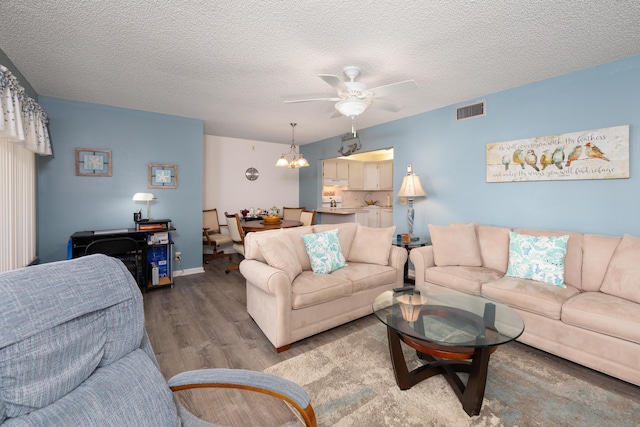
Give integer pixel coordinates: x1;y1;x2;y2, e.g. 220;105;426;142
203;135;300;217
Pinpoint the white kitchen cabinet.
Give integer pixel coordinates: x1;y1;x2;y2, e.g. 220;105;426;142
379;160;393;190
348;161;364;190
364;163;379;190
380;209;394;228
364;161;393;190
323;159;349;180
365;206;380;227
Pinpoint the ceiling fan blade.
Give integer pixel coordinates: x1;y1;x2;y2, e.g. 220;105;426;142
284;97;341;104
370;99;402;112
367;80;418;98
319;74;349;92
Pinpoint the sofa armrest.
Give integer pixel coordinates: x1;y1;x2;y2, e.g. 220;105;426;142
239;259;292;295
409;245;435;286
388;245;408;270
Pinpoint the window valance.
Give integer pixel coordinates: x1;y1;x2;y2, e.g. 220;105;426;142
0;64;51;155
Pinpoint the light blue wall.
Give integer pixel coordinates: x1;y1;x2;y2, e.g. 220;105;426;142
37;97;204;270
301;54;640;238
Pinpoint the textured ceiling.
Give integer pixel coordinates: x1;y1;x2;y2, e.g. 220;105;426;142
2;1;640;145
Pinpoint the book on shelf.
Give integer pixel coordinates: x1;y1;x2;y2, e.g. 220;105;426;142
138;223;166;231
135;218;171;231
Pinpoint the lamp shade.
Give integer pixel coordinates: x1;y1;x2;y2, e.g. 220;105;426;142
397;175;426;198
132;192;155;201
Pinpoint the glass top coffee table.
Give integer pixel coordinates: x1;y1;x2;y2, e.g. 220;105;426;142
373;285;524;416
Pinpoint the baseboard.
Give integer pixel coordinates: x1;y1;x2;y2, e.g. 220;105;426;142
173;267;204;277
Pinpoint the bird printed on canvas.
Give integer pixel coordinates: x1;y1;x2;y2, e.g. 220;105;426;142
585;142;610;161
565;145;583;167
502;155;510;170
552;146;565;169
512;149;525;169
525;150;540;171
540;149;553;170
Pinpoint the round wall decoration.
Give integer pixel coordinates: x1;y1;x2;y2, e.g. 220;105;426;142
245;167;259;181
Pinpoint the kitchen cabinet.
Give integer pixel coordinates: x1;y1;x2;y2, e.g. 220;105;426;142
323;159;349;180
364;161;393;190
364;206;379;227
379;160;393;190
363;206;393;228
348;160;364;189
380;209;394;228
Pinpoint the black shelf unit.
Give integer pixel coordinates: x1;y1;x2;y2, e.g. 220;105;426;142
70;219;175;291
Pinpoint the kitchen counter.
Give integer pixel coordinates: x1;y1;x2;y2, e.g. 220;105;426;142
315;208;368;214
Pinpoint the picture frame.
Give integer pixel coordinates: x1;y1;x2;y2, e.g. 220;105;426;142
75;148;112;177
148;163;178;189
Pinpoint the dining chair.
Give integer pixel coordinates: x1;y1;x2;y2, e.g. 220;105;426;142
283;206;305;221
203;209;233;263
224;212;246;274
300;209;316;226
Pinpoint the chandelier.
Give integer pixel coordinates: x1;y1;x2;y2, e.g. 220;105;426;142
275;123;309;168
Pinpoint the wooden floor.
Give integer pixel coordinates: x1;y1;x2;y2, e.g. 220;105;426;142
143;256;640;426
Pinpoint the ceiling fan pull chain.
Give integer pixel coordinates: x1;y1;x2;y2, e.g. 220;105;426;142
351;117;357;137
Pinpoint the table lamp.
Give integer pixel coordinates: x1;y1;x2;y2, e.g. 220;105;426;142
132;192;156;220
396;164;426;238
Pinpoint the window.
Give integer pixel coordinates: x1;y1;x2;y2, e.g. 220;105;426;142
0;139;36;272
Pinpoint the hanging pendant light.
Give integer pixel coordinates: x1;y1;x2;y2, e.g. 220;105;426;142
275;123;309;168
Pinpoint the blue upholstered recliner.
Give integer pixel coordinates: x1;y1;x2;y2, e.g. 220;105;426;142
0;254;316;426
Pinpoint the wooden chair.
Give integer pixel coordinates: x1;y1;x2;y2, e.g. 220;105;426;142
203;209;233;263
283;206;305;221
224;212;246;274
300;209;316;226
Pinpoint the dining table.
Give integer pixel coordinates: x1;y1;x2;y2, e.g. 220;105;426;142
241;219;303;233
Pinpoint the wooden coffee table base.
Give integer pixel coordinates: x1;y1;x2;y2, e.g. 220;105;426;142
387;327;496;417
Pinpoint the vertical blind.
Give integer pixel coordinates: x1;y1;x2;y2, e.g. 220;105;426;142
0;64;51;272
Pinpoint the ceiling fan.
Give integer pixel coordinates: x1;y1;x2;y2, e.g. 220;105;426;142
285;66;418;121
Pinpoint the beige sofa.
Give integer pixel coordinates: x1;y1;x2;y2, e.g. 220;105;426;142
239;222;407;352
410;223;640;387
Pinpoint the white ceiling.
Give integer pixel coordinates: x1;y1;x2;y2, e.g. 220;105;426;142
2;1;640;145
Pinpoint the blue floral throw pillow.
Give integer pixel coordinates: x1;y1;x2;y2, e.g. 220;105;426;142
506;231;569;287
302;229;347;274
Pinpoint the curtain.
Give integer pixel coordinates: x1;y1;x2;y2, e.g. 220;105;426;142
0;64;51;155
0;64;50;271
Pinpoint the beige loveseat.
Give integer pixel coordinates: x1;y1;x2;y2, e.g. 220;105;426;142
239;222;407;352
410;223;640;386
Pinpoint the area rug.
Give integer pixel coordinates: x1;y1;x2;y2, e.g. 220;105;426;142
265;324;640;426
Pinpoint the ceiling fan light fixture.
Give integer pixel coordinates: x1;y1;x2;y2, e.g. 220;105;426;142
335;98;370;118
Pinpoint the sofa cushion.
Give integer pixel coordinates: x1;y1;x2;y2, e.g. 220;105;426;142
281;226;315;271
482;276;581;320
313;223;357;260
291;272;352;309
506;231;569;287
600;233;640;304
302;229;347;274
562;292;640;345
581;234;621;292
513;228;583;290
330;262;397;293
429;223;482;267
425;266;504;294
257;233;303;281
347;225;396;266
476;225;511;273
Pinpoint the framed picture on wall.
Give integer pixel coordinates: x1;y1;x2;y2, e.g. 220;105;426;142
148;163;178;189
75;148;112;177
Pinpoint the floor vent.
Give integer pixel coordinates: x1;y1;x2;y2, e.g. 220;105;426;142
456;101;485;121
